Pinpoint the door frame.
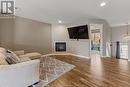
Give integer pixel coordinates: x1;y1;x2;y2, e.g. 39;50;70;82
89;24;103;57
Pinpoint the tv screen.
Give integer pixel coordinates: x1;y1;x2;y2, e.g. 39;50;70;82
67;25;89;39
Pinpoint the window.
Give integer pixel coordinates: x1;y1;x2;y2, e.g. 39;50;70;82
120;43;128;59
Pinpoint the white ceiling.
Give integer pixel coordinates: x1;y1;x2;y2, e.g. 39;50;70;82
15;0;130;26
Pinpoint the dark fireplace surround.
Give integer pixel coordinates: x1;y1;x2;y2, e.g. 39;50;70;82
55;42;66;52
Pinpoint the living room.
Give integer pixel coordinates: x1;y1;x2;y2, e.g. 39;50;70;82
0;0;130;87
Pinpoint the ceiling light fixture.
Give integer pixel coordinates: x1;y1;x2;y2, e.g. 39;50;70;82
58;20;62;24
100;2;106;7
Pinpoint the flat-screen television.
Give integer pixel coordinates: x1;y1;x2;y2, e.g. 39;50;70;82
67;25;89;39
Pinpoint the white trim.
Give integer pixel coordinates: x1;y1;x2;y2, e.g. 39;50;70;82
128;59;130;62
42;53;69;56
101;56;110;58
89;24;103;57
42;53;90;59
69;53;90;59
42;53;72;57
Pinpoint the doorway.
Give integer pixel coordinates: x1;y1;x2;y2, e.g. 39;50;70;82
90;24;103;56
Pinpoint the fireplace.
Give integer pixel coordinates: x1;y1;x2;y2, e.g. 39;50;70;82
55;42;66;52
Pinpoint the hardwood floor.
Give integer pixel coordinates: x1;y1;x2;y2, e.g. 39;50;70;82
46;55;130;87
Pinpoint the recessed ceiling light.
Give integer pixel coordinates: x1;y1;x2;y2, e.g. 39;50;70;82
100;2;106;7
58;20;62;23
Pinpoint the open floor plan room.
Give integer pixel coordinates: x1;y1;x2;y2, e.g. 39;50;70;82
0;0;130;87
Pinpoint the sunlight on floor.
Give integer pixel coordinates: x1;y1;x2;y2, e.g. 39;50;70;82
90;54;103;77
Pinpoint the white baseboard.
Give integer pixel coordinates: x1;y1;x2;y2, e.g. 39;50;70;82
42;53;90;59
69;53;90;59
42;53;70;57
101;56;110;58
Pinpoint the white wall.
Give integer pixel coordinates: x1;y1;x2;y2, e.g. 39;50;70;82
52;25;90;58
52;19;111;58
111;25;129;59
0;16;52;54
112;26;128;42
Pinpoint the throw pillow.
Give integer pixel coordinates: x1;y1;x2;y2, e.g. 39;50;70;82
0;47;6;55
6;50;21;64
20;57;31;62
0;53;8;65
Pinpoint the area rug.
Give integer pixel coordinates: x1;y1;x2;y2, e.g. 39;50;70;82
36;56;75;87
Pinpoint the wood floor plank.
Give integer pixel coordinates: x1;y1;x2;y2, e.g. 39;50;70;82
46;55;130;87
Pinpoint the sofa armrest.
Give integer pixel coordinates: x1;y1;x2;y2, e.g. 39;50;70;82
13;50;25;56
0;59;40;87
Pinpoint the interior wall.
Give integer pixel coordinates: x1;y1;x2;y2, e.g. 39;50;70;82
52;25;90;58
52;19;111;58
0;16;111;57
0;16;52;54
111;25;128;42
111;25;129;58
0;19;14;49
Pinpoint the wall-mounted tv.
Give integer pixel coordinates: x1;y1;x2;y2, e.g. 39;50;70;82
67;25;89;39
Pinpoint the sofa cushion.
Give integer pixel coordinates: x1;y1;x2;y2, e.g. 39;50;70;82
0;53;8;65
6;50;21;64
20;57;31;62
